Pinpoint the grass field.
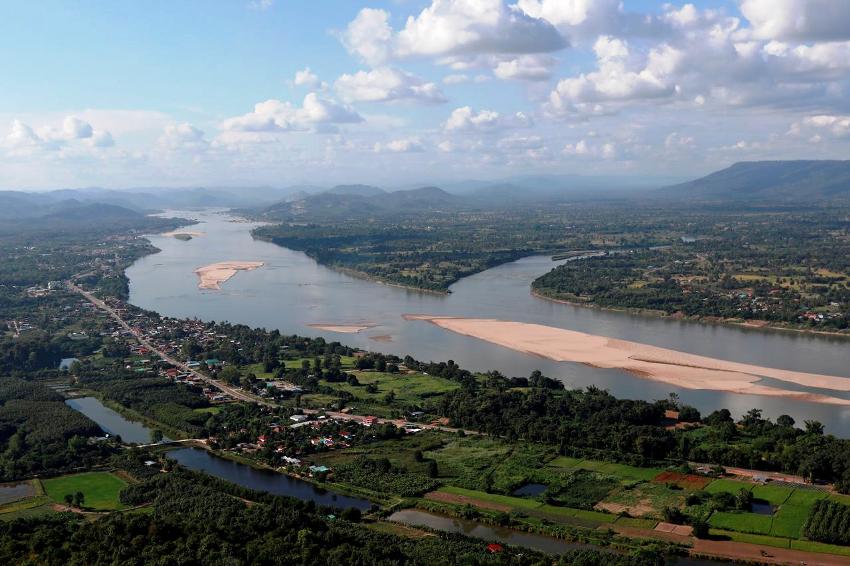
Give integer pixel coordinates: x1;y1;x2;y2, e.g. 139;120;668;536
547;456;664;482
769;504;809;538
708;511;773;535
704;478;753;495
752;483;794;505
323;370;459;404
43;472;127;511
437;486;542;510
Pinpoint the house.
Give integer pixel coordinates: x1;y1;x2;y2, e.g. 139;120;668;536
362;416;378;427
257;435;268;445
309;465;329;474
290;414;309;423
664;409;680;421
486;543;503;554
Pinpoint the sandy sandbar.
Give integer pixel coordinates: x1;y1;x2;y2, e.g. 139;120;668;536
403;314;850;405
194;261;264;290
308;323;376;334
162;230;205;238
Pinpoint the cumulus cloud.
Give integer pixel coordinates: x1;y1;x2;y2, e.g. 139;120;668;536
444;106;532;132
374;137;425;152
3;116;114;156
334;67;446;104
158;123;208;151
294;67;323;89
63;116;93;139
340;8;393;66
220;94;363;134
563;138;617;159
789;114;850;141
740;0;850;41
493;54;556;81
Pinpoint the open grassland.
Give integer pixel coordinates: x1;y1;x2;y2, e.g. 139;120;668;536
709;511;773;535
43;472;127;511
547;456;664;482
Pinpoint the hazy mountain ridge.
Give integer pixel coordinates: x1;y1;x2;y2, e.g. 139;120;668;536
660;160;850;200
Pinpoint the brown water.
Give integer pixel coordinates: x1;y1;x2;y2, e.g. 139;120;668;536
127;210;850;435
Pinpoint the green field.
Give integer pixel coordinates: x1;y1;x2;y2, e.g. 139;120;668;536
43;472;127;511
324;370;459;403
704;478;753;495
437;486;542;510
708;511;773;535
770;504;809;538
547;456;663;482
752;483;794;505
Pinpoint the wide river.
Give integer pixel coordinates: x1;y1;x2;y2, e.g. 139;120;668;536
127;210;850;435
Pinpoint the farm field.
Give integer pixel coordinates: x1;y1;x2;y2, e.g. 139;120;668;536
43;472;128;511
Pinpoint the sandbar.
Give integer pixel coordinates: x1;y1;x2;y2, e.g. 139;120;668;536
194;261;264;290
403;314;850;405
162;230;205;238
308;323;376;334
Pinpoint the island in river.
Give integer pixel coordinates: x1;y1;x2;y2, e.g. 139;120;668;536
194;261;264;290
405;314;850;406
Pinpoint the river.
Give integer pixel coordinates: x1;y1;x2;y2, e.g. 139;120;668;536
127;210;850;435
66;396;158;444
167;447;371;510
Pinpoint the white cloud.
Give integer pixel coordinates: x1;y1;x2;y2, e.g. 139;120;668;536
443;73;470;84
88;130;115;148
249;0;273;11
493;54;556;81
395;0;566;59
374;137;425;152
789;114;850;140
740;0;850;41
220;93;363;134
548;36;682;111
63;116;93;139
444;106;532;132
294;67;321;88
563;138;617;159
340;8;393;66
158;123;208;151
334;67;446;104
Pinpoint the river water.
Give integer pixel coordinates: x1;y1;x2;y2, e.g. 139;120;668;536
167;447;371;510
65;396;157;444
127;210;850;435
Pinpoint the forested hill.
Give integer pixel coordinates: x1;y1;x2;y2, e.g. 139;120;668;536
259;185;464;221
659;160;850;201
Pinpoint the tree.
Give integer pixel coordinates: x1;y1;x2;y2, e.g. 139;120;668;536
73;491;85;508
150;429;164;443
735;488;753;511
805;420;825;436
63;493;73;507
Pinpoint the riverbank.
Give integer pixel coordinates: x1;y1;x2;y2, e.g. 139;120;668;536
531;289;850;340
405;314;850;406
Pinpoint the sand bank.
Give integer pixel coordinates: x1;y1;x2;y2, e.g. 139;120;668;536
194;261;264;290
308;323;376;334
403;315;850;405
162;230;205;238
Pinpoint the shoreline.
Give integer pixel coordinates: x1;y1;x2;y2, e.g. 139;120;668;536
531;289;850;340
404;314;850;406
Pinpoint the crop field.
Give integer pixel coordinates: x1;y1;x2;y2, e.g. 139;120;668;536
708;510;773;535
652;470;712;490
43;472;127;511
769;504;810;538
547;456;664;482
752;483;794;505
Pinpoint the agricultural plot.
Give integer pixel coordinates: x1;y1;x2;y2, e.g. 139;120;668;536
708;510;773;535
652;470;712;490
547;456;664;482
43;472;127;511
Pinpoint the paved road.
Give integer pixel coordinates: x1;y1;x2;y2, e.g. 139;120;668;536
68;281;274;407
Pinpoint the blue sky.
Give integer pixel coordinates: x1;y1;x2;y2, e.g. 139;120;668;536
1;0;849;189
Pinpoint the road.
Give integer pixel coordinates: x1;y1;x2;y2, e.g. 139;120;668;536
68;281;275;407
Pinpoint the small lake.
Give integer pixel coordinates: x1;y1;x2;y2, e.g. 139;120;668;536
65;396;158;444
0;482;34;505
512;483;547;497
751;502;775;516
167;447;371;511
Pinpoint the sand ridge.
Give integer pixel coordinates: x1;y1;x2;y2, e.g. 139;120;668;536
194;261;264;290
403;315;850;406
308;323;376;334
162;230;205;238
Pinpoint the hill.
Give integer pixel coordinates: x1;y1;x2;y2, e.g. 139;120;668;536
324;184;386;198
660;160;850;201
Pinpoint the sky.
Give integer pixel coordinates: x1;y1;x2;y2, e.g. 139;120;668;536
1;0;849;190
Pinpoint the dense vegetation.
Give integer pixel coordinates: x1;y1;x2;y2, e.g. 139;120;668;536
0;377;110;480
803;499;850;545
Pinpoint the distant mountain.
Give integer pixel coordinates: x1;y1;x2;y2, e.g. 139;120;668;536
259;185;465;221
324;184;386;198
660;161;850;200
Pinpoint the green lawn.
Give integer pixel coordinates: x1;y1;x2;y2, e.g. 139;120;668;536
708;510;773;535
770;504;809;538
323;370;459;404
785;488;828;506
709;529;791;549
547;456;663;482
752;484;793;505
704;478;753;495
43;472;127;511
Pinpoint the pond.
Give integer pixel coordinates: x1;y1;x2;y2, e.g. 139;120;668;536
0;482;35;505
65;396;159;444
511;483;548;497
388;508;729;564
751;501;775;516
167;447;371;511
